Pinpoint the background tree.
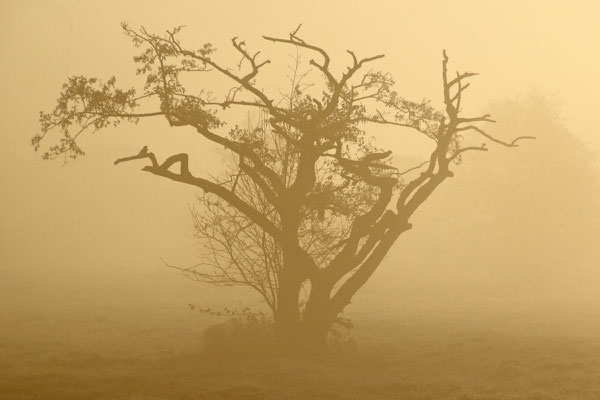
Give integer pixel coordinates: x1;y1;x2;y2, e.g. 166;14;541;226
33;24;531;355
424;93;600;296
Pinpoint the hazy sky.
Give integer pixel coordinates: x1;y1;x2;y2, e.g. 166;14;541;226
1;0;599;314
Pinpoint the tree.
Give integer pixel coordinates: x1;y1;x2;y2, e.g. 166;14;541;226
32;23;532;356
442;94;600;294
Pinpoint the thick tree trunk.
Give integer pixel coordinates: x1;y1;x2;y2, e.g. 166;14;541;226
274;275;333;359
273;320;330;359
273;265;304;354
301;279;334;356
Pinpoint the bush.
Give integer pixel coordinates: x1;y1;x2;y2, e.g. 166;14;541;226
194;306;275;359
192;305;356;359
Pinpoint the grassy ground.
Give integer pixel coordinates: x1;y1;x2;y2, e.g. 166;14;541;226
1;301;600;399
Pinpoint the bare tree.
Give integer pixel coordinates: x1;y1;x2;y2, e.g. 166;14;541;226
33;23;532;356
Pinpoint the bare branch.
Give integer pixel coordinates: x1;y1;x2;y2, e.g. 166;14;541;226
457;125;535;147
114;147;282;239
263;25;337;87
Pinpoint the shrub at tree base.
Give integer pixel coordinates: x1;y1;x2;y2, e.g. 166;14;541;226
198;307;354;360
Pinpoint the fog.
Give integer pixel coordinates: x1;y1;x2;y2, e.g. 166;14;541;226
1;1;600;399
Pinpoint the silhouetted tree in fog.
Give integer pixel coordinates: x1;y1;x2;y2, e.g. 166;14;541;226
33;24;532;356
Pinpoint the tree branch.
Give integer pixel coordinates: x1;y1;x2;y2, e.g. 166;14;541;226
115;147;282;239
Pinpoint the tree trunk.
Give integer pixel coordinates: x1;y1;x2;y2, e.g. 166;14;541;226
301;279;334;356
274;320;330;359
274;276;333;359
274;265;303;354
274;321;330;359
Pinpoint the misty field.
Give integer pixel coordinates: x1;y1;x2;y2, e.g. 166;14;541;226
2;300;600;400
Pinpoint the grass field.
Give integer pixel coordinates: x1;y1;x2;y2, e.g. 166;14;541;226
1;299;600;399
